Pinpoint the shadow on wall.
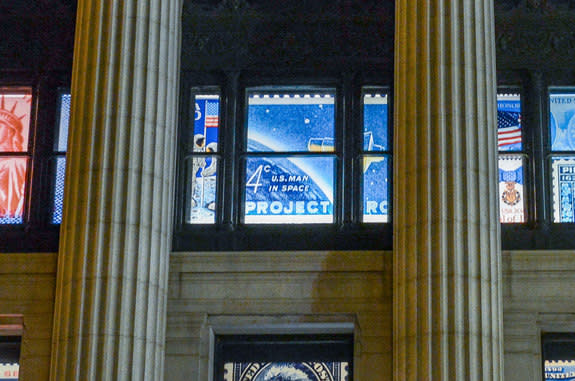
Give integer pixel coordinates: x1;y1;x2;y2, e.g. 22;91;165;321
311;250;392;381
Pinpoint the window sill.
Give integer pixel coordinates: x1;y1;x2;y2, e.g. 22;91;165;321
173;223;392;251
502;223;575;250
0;227;60;252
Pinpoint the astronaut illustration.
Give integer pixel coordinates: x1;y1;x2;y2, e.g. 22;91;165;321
191;134;217;211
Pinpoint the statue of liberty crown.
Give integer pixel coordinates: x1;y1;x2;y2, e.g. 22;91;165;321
0;95;26;132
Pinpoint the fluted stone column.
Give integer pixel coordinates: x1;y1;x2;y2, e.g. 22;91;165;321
50;1;180;380
393;1;503;380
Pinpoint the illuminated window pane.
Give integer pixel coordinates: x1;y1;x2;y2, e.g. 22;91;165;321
545;361;575;381
499;155;525;223
362;88;390;224
185;93;220;224
0;89;31;225
0;157;27;224
543;334;575;381
497;92;525;224
52;92;71;224
0;89;32;153
52;157;66;224
56;93;71;151
363;92;388;151
244;156;334;223
247;91;335;153
0;337;20;381
362;155;389;223
222;362;349;381
551;156;575;222
549;92;575;223
215;334;353;381
550;92;575;151
497;93;522;151
185;155;219;224
191;94;219;151
0;363;18;381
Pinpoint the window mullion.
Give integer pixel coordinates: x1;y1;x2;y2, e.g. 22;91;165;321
25;84;41;227
223;71;239;227
528;71;548;227
341;74;354;225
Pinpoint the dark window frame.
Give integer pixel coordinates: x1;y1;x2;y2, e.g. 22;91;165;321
213;334;354;381
173;71;393;251
0;335;21;366
542;332;575;361
0;71;69;252
542;332;575;381
500;69;575;250
497;86;529;224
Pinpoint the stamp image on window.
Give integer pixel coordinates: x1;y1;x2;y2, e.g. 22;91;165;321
361;90;390;223
215;334;352;381
550;91;575;222
244;91;336;224
542;333;575;381
223;361;348;381
497;92;525;223
0;88;32;224
186;93;220;224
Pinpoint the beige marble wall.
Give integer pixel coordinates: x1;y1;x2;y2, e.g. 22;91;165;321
165;249;575;381
0;253;57;381
165;251;393;381
502;250;575;381
2;250;574;380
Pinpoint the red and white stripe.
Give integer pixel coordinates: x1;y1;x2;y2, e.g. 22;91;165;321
498;126;521;147
205;115;218;127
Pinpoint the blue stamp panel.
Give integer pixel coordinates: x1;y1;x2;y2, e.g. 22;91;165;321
244;92;336;223
223;362;348;381
362;155;389;222
187;94;220;224
498;155;525;223
550;92;575;151
186;156;218;224
362;92;389;223
551;156;575;222
193;94;219;150
52;157;66;224
247;92;335;153
56;93;71;151
497;93;522;152
363;92;388;152
49;93;71;224
244;155;334;223
545;361;575;381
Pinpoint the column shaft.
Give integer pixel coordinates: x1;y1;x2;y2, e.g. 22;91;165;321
393;0;503;380
50;0;180;379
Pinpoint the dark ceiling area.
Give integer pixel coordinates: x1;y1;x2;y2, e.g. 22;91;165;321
0;0;76;72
